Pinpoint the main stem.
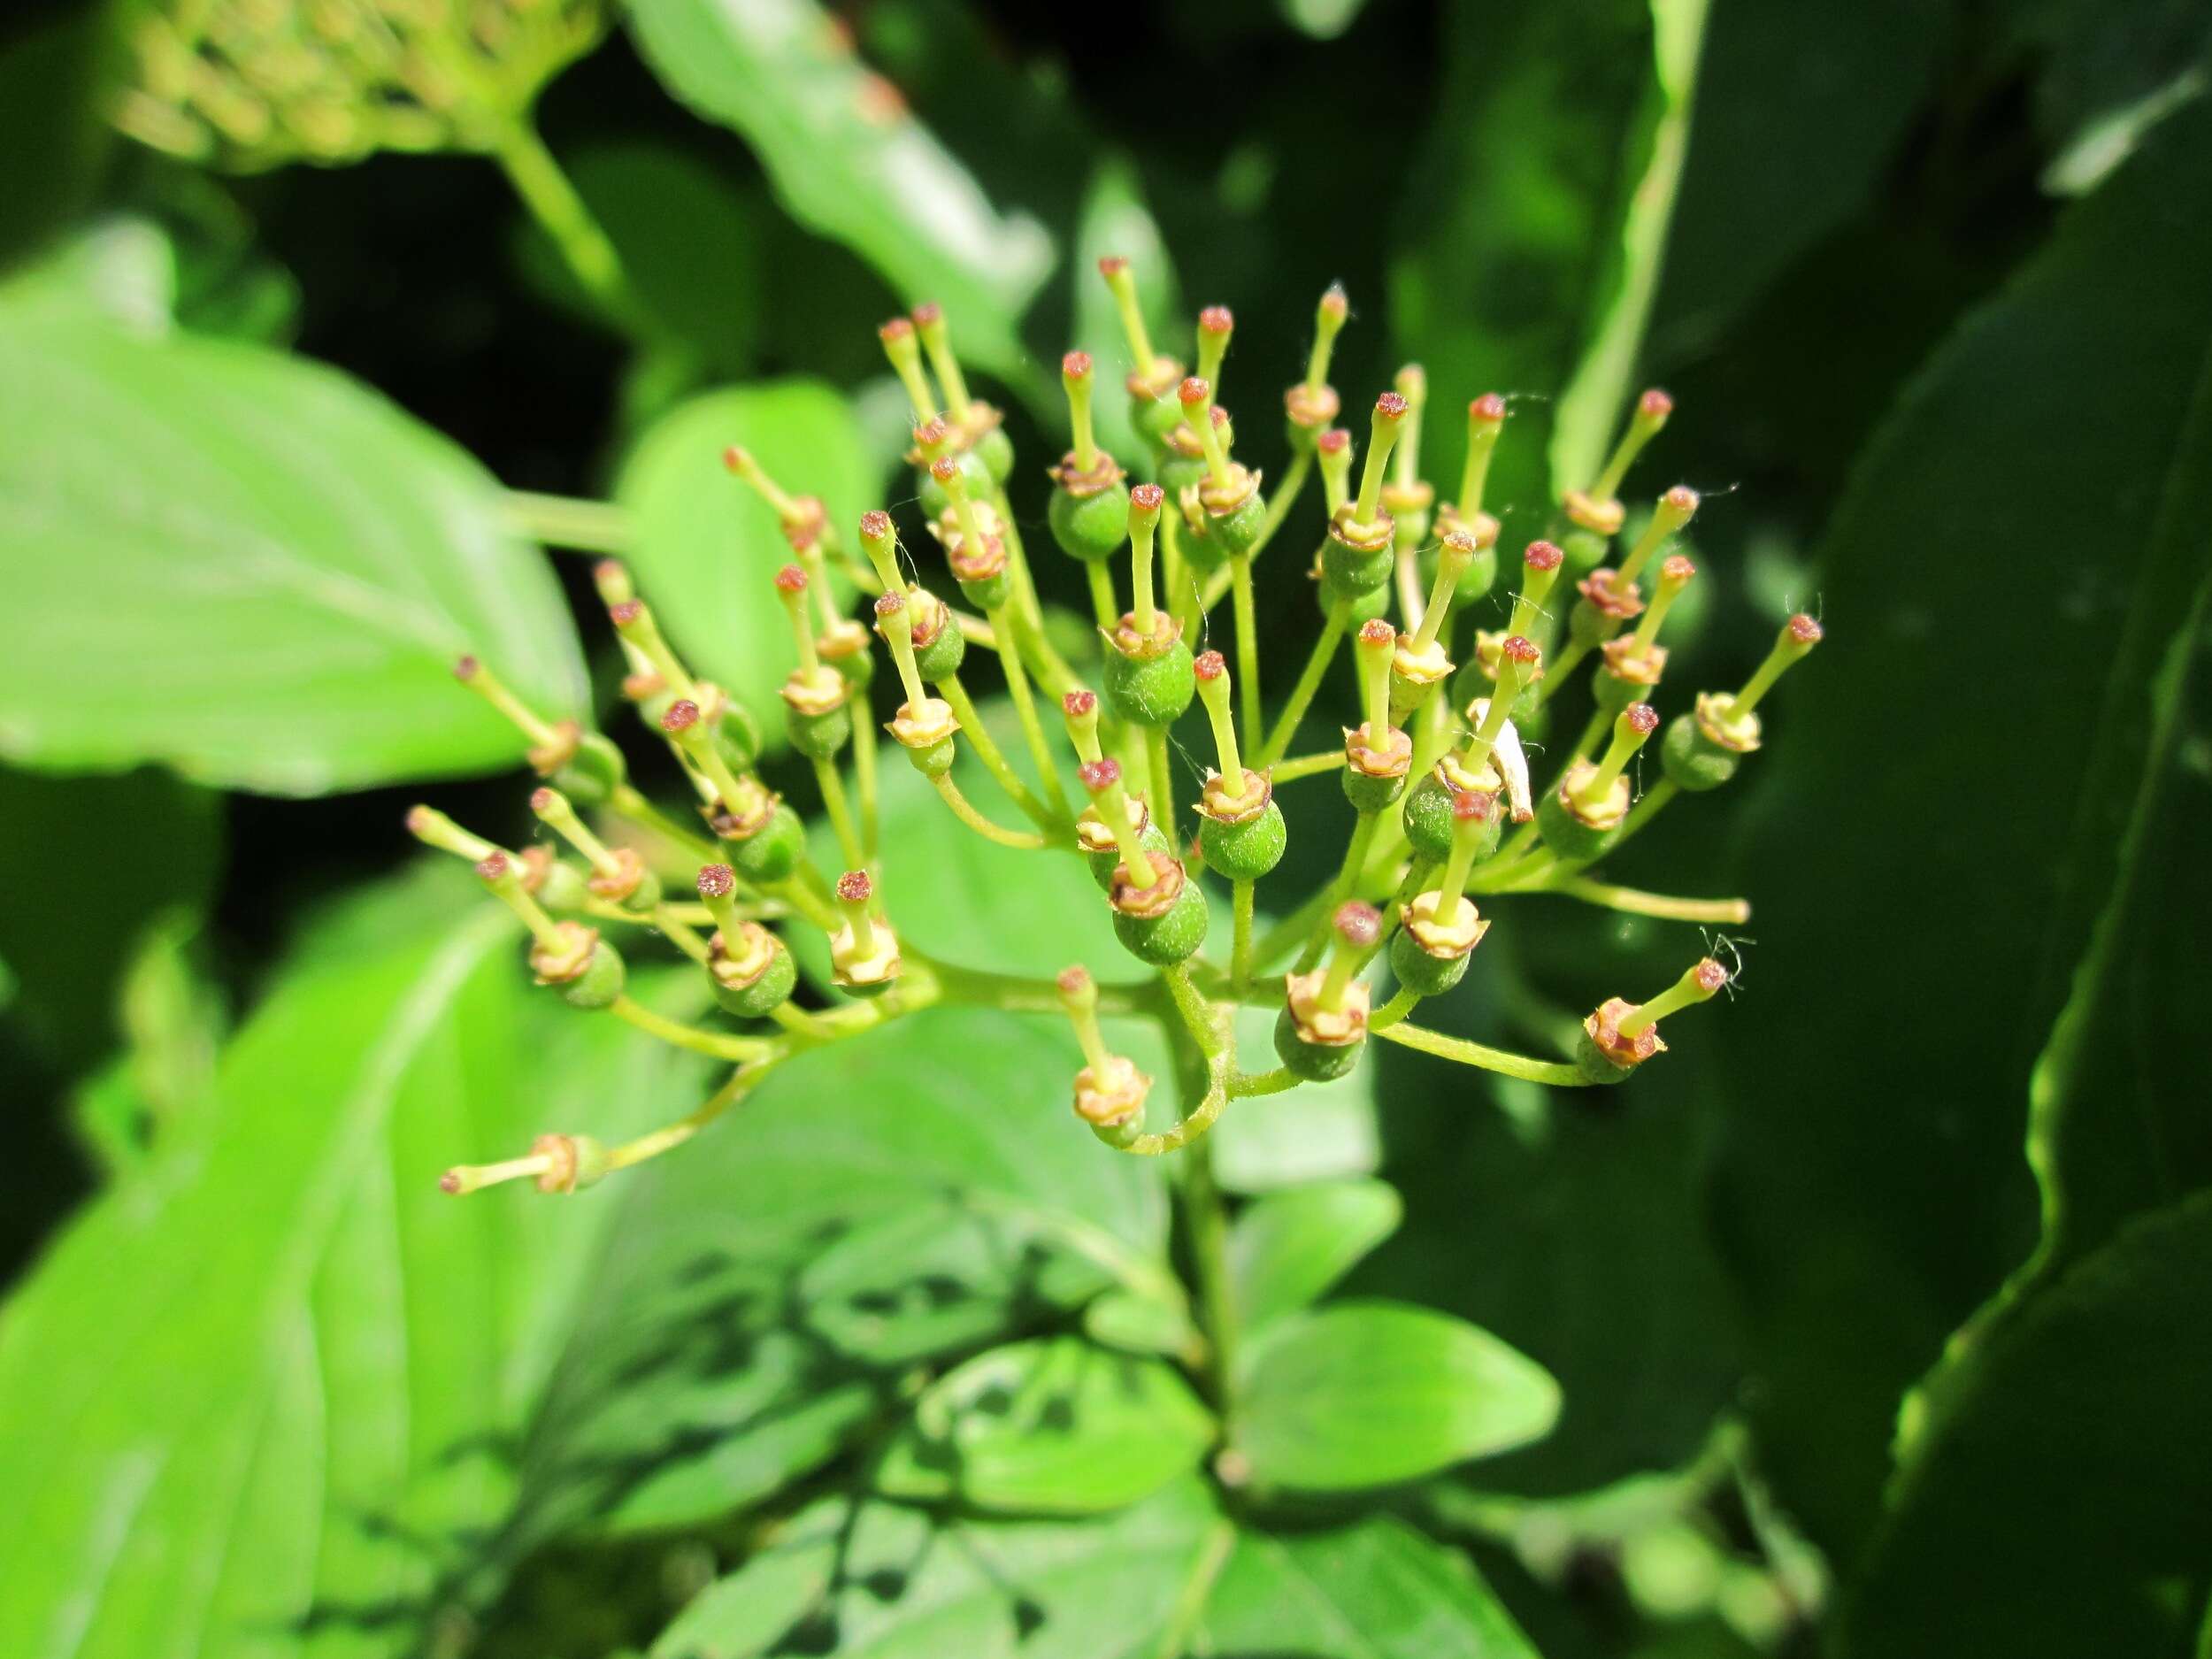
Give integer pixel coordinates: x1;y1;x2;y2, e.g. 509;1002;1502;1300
489;119;635;323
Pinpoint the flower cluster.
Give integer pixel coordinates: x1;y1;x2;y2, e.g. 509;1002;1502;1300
424;260;1822;1195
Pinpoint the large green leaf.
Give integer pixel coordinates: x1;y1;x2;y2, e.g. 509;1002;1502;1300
0;314;586;794
1648;0;1951;355
1710;95;2212;1555
875;1334;1214;1514
1228;1177;1402;1333
651;1480;1224;1658
514;1005;1173;1539
1196;1516;1540;1658
625;0;1052;375
0;764;220;1077
0;865;700;1659
1840;1191;2212;1657
618;380;872;736
1233;1301;1560;1492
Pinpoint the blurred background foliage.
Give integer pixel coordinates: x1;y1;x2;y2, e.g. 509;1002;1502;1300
3;0;2211;1655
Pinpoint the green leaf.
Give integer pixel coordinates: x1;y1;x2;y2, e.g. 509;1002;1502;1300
0;215;174;333
69;907;228;1179
651;1480;1224;1659
518;1006;1173;1538
515;142;764;374
0;763;221;1077
1069;157;1179;464
1710;94;2212;1556
0;314;586;794
1228;1177;1402;1332
625;0;1053;376
617;380;872;737
1197;1515;1540;1658
1839;1191;2212;1658
875;1334;1214;1514
1649;0;1951;354
1548;0;1711;495
0;864;703;1659
1388;0;1658;509
1233;1301;1560;1491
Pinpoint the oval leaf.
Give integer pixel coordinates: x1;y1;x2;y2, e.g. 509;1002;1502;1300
876;1335;1215;1515
617;380;870;736
0;312;585;793
1228;1177;1403;1333
625;0;1051;374
1234;1301;1560;1491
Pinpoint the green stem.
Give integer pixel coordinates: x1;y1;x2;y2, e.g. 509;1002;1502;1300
852;709;881;864
1256;597;1351;766
503;489;632;554
1295;811;1383;972
1147;725;1179;852
1231;556;1262;741
609;996;779;1062
1548;875;1750;925
1087;561;1119;633
813;757;865;870
488;119;634;320
1371;1019;1587;1086
940;674;1056;831
989;604;1071;825
1269;749;1347;784
1246;447;1311;563
918;953;1158;1017
608;783;719;866
1231;878;1256;993
1371;985;1422;1030
1230;1066;1300;1097
1183;1130;1239;1407
932;773;1052;849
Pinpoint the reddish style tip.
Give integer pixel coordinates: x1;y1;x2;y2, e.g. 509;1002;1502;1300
1451;788;1494;822
1357;618;1396;647
1442;527;1478;554
858;508;894;539
697;864;735;898
775;564;808;593
911;416;949;447
878;317;913;341
1062;349;1092;378
1694;958;1730;992
1319;283;1348;318
1471;393;1507;422
1663;484;1700;514
1063;687;1097;718
1130;482;1165;511
660;699;702;732
528;786;555;811
1056;964;1092;995
1374;391;1409;421
1333;902;1383;949
474;852;510;880
1788;613;1824;645
1524;540;1563;572
1199;305;1233;334
1625;703;1659;734
1316;428;1351;454
1502;634;1540;664
929;456;958;482
873;591;905;618
910;301;941;326
721;444;749;472
1079;758;1122;792
1639;388;1674;419
608;600;643;626
453;655;480;680
1178;376;1211;407
1098;255;1130;277
836;870;872;904
1194;649;1226;680
1661;554;1697;584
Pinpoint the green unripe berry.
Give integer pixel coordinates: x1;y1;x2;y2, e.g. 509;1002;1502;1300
1111;876;1209;965
560;938;626;1010
1574;1025;1637;1086
956;566;1011;612
1324;577;1392;625
1087;818;1171;890
551;732;626;806
715;705;764;775
1273;1003;1363;1081
1403;771;1503;863
787;698;851;760
1661;712;1740;792
1197;488;1267;561
1343;764;1407;813
531;856;589;913
1390;928;1471;997
1178;511;1232;575
714;936;796;1018
912;609;967;680
1103;637;1196;727
1320;534;1394;595
1199;797;1286;881
1562;528;1609;577
918;448;992;518
726;803;806;883
1533;786;1623;864
902;733;957;779
1132;385;1185;449
1158;448;1211;501
972;423;1014;486
1594;669;1643;715
1048;478;1132;565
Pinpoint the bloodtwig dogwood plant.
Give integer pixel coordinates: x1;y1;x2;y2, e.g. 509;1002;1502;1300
420;261;1821;1201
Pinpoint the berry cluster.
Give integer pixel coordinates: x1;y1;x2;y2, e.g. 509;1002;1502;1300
424;261;1823;1195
